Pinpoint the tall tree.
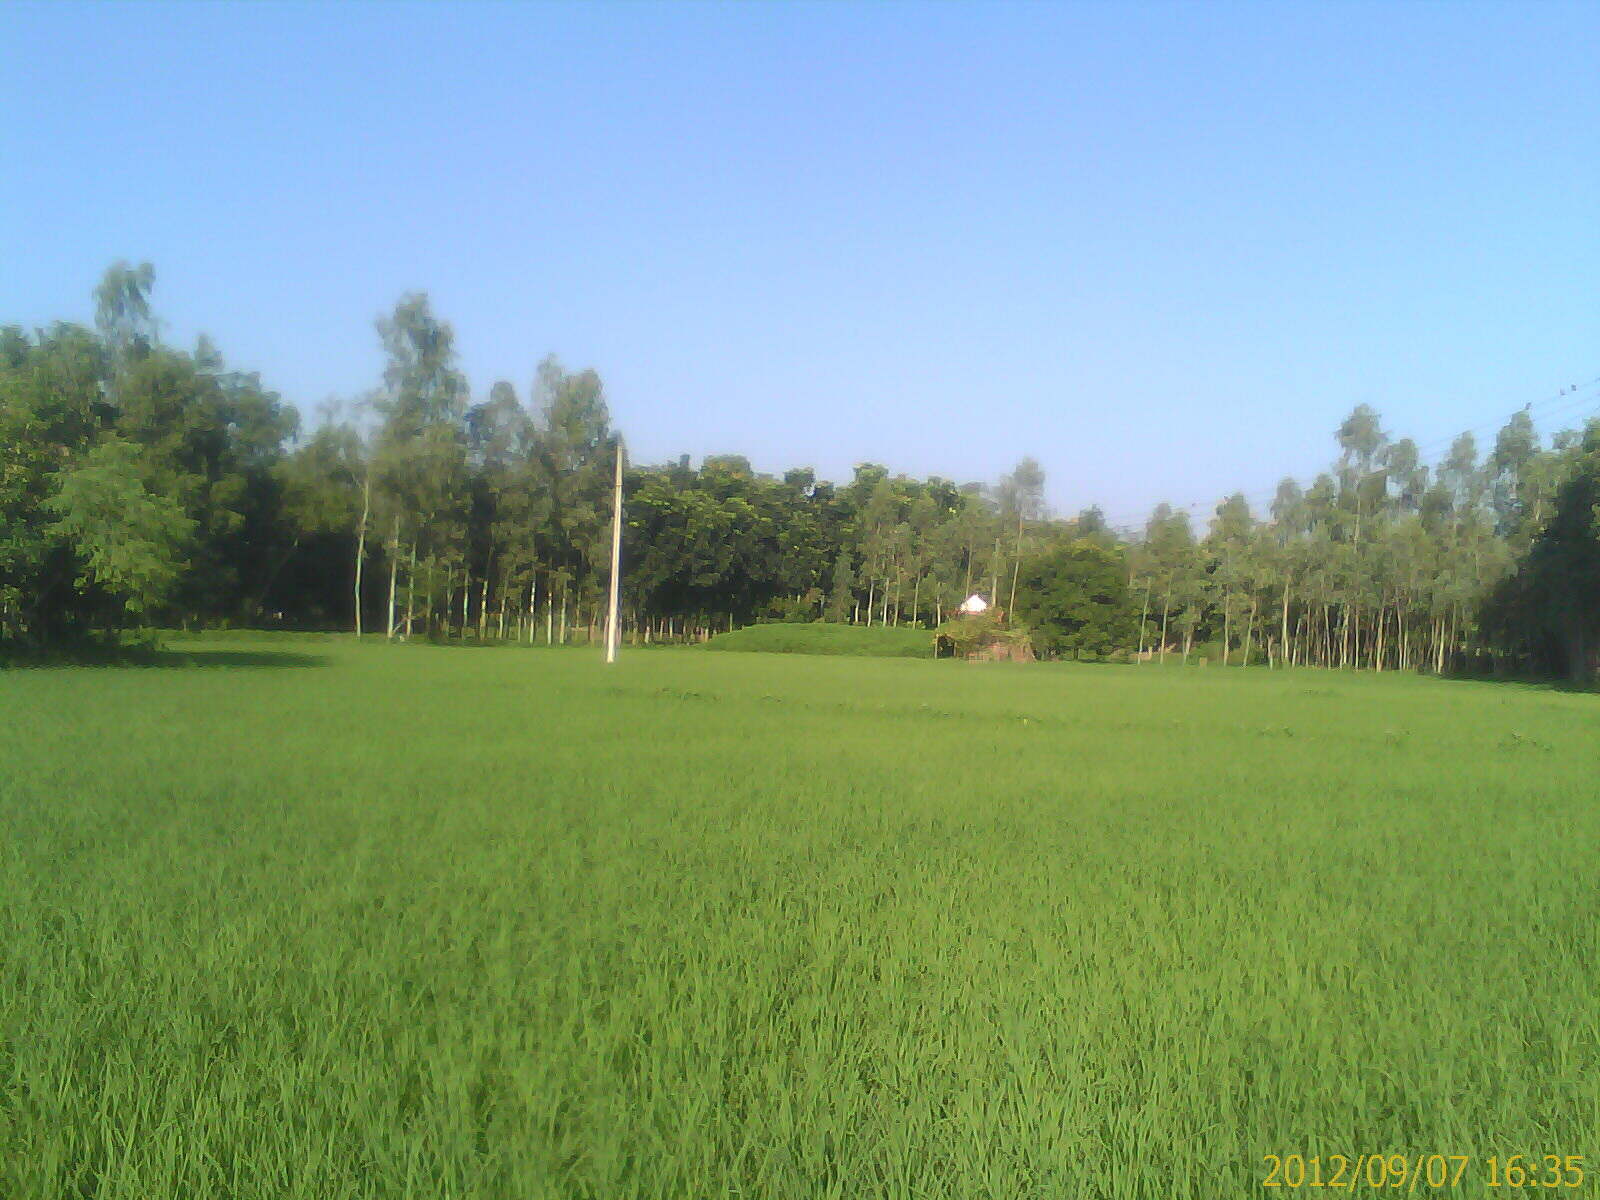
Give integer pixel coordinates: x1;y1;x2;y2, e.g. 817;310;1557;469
997;456;1046;615
46;435;195;627
372;294;469;638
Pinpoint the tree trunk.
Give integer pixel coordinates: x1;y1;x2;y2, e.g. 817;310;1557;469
1279;585;1291;668
386;516;400;640
403;543;417;640
1137;579;1152;660
354;477;370;638
1159;585;1172;662
1007;514;1024;616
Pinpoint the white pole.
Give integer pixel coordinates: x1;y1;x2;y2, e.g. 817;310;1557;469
605;438;624;664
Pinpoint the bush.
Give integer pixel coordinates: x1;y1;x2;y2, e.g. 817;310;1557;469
932;612;1035;660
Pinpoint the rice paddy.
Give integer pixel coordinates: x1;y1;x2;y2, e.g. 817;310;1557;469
2;639;1596;1198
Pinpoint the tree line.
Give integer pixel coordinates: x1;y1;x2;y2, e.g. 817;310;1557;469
1128;401;1600;680
3;264;1596;679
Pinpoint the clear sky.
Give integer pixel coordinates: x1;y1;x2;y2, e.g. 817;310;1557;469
5;1;1597;528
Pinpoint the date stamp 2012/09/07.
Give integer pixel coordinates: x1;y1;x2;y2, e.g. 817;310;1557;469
1263;1154;1586;1191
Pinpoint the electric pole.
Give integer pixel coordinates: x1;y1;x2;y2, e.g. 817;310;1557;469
605;437;624;664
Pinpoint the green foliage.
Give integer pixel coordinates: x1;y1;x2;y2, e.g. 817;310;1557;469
1;266;298;643
825;549;855;622
702;620;933;657
2;644;1597;1196
1012;539;1137;660
0;323;109;640
93;259;157;360
6;263;1599;685
1481;421;1600;680
45;436;195;616
373;292;470;563
931;610;1034;659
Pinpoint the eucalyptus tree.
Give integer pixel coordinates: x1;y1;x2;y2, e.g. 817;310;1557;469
856;476;899;624
904;494;940;626
534;356;612;641
1206;493;1255;664
372;293;469;638
996;456;1046;615
464;380;538;635
1487;409;1554;555
93;260;158;372
1266;480;1308;662
1139;503;1197;660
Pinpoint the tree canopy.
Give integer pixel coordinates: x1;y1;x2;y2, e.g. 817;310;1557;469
3;263;1595;681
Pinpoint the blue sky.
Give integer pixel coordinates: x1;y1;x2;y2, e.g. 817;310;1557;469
5;1;1597;528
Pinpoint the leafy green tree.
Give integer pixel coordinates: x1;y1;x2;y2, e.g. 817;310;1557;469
1207;492;1256;664
10;258;1600;680
535;356;613;641
1012;539;1137;660
94;260;157;367
46;435;194;624
372;293;469;637
997;455;1046;614
826;549;856;623
0;323;108;641
277;409;369;629
1139;503;1197;660
1483;422;1600;680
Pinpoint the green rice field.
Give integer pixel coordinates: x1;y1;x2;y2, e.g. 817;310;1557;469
2;639;1596;1198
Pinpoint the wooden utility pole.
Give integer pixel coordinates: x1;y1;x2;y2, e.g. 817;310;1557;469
605;439;624;664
